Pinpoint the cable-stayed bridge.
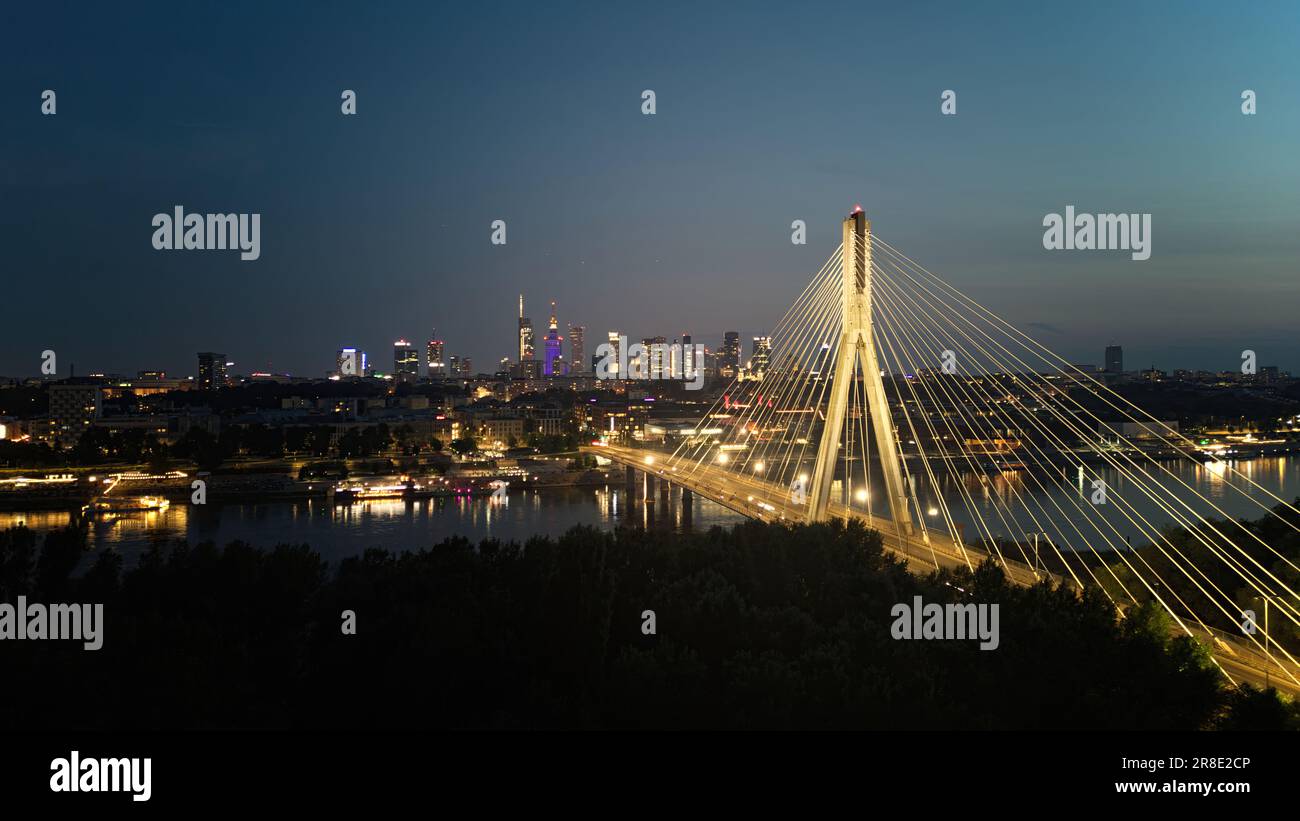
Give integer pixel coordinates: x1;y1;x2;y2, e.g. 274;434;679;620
584;206;1300;695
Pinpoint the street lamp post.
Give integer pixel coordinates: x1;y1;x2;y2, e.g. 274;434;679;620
1253;594;1273;690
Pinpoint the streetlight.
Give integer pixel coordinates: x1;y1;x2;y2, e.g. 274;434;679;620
1252;594;1274;690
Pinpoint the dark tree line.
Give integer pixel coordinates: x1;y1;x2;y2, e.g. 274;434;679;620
1;519;1294;731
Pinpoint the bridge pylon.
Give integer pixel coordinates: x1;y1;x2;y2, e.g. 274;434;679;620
806;206;914;535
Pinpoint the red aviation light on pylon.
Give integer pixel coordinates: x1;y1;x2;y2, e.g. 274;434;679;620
850;203;863;215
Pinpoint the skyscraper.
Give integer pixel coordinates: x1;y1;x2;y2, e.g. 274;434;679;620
427;332;445;379
569;325;586;374
393;339;419;382
518;295;535;362
606;331;621;377
197;352;227;391
1105;345;1123;374
751;336;772;378
643;336;667;379
720;332;740;377
337;347;360;377
811;342;832;378
543;301;563;376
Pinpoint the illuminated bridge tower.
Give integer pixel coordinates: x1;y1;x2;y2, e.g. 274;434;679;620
806;206;913;534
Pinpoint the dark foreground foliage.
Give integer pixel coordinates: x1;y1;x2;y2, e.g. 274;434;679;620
0;519;1294;730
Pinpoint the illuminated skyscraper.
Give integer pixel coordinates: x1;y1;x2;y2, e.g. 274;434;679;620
750;336;772;378
393;339;419;382
197;352;227;391
643;336;667;379
811;342;832;378
518;295;535;362
720;332;740;377
569;325;586;374
427;333;445;379
337;347;360;377
605;331;621;377
543;301;563;376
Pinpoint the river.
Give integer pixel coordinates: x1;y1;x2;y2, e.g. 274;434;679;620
2;456;1297;567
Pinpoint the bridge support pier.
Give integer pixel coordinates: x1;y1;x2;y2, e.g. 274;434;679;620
625;465;636;499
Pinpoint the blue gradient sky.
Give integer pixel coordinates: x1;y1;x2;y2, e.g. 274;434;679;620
3;0;1298;378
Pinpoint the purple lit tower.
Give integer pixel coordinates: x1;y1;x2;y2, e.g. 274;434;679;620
543;300;564;376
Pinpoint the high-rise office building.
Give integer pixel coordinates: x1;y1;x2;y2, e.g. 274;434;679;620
1105;345;1123;374
197;352;227;391
427;333;445;379
569;325;586;374
518;295;535;362
606;331;621;377
460;357;473;376
811;342;832;377
720;332;740;377
337;347;360;377
48;381;103;444
643;336;667;379
543;301;563;376
393;339;419;382
750;336;772;377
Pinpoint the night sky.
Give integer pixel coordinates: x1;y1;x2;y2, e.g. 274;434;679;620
3;0;1298;379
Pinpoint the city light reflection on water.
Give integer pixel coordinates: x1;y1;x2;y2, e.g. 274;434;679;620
2;456;1298;567
0;485;745;568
